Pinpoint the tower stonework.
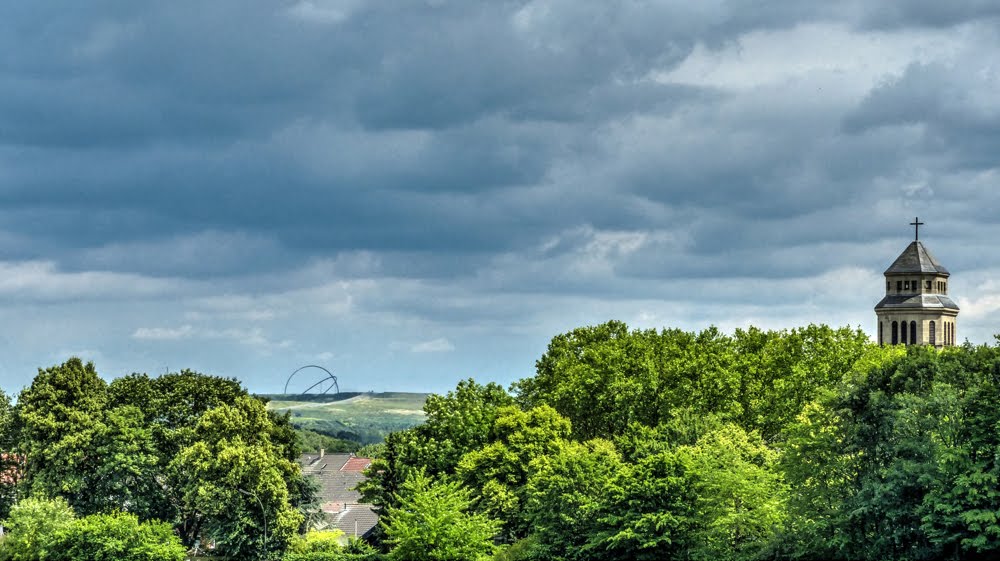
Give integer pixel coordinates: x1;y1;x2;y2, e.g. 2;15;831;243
875;219;959;347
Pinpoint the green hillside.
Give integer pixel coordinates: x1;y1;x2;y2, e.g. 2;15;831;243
264;392;429;444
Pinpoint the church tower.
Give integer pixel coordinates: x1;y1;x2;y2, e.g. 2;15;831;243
875;218;959;347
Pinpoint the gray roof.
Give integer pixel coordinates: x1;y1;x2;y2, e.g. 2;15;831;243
875;294;960;311
299;453;370;505
332;504;379;539
885;241;950;276
297;453;380;538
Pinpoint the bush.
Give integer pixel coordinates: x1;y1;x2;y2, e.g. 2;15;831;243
283;553;385;561
288;530;346;554
283;532;384;561
45;511;186;561
0;496;75;561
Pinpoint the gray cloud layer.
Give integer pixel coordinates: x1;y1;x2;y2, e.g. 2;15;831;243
0;1;998;392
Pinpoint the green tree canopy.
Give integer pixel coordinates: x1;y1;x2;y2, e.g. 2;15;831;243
10;361;313;559
0;496;75;561
524;438;623;561
13;359;109;513
359;379;514;514
515;321;871;442
457;405;571;540
382;473;500;561
168;395;305;559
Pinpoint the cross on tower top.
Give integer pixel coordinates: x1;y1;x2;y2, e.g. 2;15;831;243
910;217;925;241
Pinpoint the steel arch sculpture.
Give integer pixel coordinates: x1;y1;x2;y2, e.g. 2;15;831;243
284;365;339;396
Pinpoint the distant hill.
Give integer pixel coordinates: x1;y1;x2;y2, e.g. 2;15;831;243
263;392;429;444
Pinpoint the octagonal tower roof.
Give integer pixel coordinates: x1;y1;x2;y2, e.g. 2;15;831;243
884;241;950;276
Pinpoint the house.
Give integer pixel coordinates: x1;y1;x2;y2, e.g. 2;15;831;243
299;450;379;542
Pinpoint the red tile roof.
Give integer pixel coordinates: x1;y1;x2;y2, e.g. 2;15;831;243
341;457;371;472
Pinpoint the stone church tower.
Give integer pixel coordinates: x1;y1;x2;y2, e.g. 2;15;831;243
875;218;959;347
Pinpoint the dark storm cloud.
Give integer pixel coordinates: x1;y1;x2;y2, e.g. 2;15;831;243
2;0;1000;394
855;0;1000;29
844;60;1000;173
0;0;844;272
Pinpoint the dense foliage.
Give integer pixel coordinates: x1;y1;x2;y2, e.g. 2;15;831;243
4;322;1000;561
383;473;500;561
46;511;187;561
361;321;1000;561
297;428;359;454
0;497;186;561
0;496;75;561
1;359;313;560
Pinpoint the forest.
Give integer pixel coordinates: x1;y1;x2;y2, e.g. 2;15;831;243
2;320;1000;560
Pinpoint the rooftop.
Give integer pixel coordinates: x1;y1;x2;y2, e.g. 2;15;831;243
298;451;378;538
875;294;960;311
332;504;379;540
884;241;950;276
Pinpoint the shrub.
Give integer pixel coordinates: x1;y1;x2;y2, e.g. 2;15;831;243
288;529;346;553
45;511;185;561
283;553;385;561
283;533;384;561
0;496;75;561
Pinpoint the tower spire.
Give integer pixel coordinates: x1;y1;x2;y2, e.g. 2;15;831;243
910;217;924;241
875;224;958;348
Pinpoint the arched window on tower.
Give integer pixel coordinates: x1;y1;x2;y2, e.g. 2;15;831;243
929;321;936;346
879;322;883;345
910;321;917;344
901;321;908;344
892;321;899;345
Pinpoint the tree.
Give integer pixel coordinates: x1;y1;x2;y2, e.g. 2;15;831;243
382;473;500;561
775;396;856;560
107;370;255;462
45;512;186;561
832;345;951;560
515;321;728;440
0;496;76;561
168;396;305;559
679;424;787;561
81;404;162;517
600;423;787;561
729;324;872;441
11;362;313;558
600;442;697;561
515;321;871;443
457;405;571;540
524;439;623;561
359;379;515;516
13;359;109;514
826;342;1000;561
107;370;311;526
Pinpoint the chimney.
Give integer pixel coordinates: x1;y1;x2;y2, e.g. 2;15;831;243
319;448;325;459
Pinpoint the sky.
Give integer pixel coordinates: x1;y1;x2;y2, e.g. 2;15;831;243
1;1;999;395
